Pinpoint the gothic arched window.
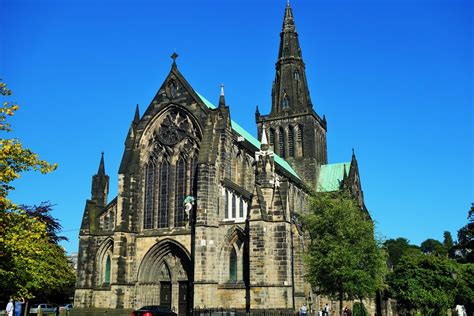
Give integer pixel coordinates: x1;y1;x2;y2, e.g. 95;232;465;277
175;157;186;227
158;161;170;228
104;255;111;284
268;128;275;147
232;194;236;218
189;155;198;195
294;71;300;81
282;94;289;109
288;126;295;157
278;127;286;158
144;163;155;229
297;124;304;156
229;247;237;282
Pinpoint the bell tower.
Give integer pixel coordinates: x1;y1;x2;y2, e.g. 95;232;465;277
257;2;327;188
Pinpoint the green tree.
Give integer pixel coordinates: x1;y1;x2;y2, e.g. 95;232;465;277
443;231;454;258
387;253;458;315
304;192;387;316
455;263;474;314
0;81;74;307
0;81;57;210
456;203;474;263
420;238;447;256
384;238;421;268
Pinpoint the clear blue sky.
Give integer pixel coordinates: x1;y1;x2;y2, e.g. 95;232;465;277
1;0;472;254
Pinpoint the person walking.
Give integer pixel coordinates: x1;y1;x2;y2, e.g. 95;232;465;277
14;298;24;316
323;304;329;316
299;303;308;316
6;299;14;316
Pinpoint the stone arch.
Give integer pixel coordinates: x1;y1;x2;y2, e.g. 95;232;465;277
218;226;246;283
96;238;113;286
136;239;191;311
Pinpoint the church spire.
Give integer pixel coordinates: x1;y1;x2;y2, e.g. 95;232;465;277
218;83;226;108
98;152;105;175
271;2;312;115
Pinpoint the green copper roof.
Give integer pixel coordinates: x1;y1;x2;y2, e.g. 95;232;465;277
317;162;350;192
196;92;300;180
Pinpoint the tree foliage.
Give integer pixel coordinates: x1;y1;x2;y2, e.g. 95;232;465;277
0;210;76;302
0;81;74;303
303;191;386;313
0;81;57;210
387;252;465;315
420;238;447;256
384;238;421;268
456;204;474;263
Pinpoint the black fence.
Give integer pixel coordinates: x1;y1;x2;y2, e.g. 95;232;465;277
193;309;296;316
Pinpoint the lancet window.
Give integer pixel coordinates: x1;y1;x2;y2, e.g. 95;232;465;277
278;127;286;158
158;161;170;228
144;163;155;229
175;157;187;227
288;125;295;157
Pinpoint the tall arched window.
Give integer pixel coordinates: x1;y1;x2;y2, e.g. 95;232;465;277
229;247;237;282
104;255;111;284
144;163;155;229
189;155;198;195
281;95;289;109
175;157;186;227
158;161;170;228
278;127;286;158
288;126;295;157
232;194;236;218
268;129;275;148
297;124;304;156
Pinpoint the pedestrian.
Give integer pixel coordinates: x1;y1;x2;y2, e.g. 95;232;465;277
343;307;348;316
14;298;24;316
299;303;308;316
318;308;322;316
323;304;329;316
6;299;14;316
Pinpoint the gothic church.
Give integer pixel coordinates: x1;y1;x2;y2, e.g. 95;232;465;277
75;3;366;314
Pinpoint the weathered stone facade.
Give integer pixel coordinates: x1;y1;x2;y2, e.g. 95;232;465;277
75;3;366;315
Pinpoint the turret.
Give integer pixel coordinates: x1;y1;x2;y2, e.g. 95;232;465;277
91;152;109;207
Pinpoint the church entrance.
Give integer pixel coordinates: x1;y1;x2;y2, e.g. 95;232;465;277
178;282;188;316
160;282;171;309
137;239;191;315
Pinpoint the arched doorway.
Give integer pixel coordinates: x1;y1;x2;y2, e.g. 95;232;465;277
137;239;191;316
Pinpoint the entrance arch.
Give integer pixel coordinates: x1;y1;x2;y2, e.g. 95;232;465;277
136;239;191;316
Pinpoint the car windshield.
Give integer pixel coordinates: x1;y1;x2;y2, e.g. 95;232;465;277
31;305;39;308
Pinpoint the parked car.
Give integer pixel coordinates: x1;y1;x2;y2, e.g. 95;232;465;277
59;304;73;312
131;306;177;316
29;304;56;315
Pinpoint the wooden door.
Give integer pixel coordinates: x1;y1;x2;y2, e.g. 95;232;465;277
178;282;189;316
160;282;171;309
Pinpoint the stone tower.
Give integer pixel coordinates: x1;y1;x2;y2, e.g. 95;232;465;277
256;2;328;188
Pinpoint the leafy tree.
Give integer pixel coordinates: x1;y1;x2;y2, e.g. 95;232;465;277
0;80;57;210
454;263;474;314
0;210;76;304
0;82;74;307
456;203;474;263
443;231;454;257
387;253;458;315
304;191;387;316
420;238;446;256
384;238;421;268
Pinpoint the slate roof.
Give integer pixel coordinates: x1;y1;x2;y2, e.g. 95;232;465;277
196;92;300;180
317;162;350;192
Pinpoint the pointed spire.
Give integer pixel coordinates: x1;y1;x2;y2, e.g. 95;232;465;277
260;125;269;151
271;2;313;115
352;148;356;158
133;104;140;124
98;152;105;175
218;83;226;108
255;105;260;116
343;163;348;180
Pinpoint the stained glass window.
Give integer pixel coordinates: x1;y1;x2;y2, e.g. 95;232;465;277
224;189;229;219
232;194;236;218
282;95;289;109
229;247;237;281
104;255;111;284
158;161;169;228
175;158;186;227
239;198;244;218
144;163;155;229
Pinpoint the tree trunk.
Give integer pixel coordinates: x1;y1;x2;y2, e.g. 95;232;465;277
23;301;29;316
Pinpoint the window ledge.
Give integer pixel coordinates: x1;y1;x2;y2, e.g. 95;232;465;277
218;281;246;289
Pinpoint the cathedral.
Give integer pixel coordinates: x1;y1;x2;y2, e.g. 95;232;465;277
75;2;366;315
